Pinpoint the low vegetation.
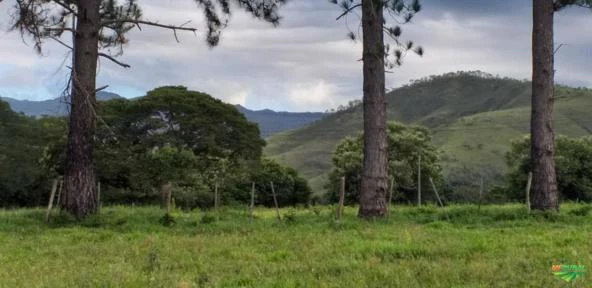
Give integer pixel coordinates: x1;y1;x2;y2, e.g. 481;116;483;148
1;204;590;287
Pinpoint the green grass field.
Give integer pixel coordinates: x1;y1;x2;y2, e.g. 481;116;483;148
1;204;591;287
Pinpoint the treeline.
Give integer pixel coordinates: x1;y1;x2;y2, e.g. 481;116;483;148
326;121;592;205
0;101;65;206
0;86;311;209
401;71;530;89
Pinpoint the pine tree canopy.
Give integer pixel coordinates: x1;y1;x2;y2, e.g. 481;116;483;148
330;0;423;68
554;0;592;11
10;0;288;56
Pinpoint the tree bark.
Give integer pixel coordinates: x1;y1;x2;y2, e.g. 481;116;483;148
531;0;559;211
62;0;101;218
359;0;388;218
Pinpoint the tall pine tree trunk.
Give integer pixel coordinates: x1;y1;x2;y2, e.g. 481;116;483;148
531;0;559;211
359;0;388;218
62;0;101;218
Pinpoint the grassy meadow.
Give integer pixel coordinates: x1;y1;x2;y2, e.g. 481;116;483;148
1;204;591;287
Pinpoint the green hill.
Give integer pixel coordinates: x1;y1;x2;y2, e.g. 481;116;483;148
264;71;592;197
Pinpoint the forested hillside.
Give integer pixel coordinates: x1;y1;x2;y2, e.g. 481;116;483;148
265;71;592;197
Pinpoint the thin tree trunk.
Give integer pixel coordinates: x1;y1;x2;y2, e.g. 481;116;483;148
270;181;281;222
478;176;483;211
359;0;388;218
531;0;559;211
337;176;345;220
97;181;101;214
525;172;533;213
429;177;445;208
214;182;219;212
386;176;394;217
46;179;59;222
417;154;421;207
62;0;101;218
165;183;173;214
56;178;63;209
249;182;255;222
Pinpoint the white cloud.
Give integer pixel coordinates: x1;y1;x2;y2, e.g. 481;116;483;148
288;81;338;111
1;0;592;110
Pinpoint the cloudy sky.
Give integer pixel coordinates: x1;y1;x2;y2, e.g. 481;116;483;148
1;0;591;112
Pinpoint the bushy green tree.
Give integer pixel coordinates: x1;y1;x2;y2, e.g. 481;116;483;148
99;86;264;163
94;86;265;206
0;100;67;207
2;90;311;209
249;159;312;207
326;122;442;205
505;136;592;202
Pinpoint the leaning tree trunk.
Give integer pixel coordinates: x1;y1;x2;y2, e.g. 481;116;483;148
359;0;388;218
62;0;101;218
531;0;559;211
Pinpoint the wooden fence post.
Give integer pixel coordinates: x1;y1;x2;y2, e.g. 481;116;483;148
250;182;256;222
525;172;532;213
429;177;445;208
336;176;345;220
417;154;422;207
163;183;172;214
478;176;483;211
429;177;449;221
56;178;63;208
45;178;59;222
387;177;394;217
97;181;101;214
214;182;219;213
270;181;281;222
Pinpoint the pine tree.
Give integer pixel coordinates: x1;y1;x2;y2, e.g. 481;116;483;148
530;0;592;211
331;0;423;218
9;0;287;218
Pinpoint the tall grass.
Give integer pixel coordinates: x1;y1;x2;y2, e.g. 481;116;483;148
0;203;590;287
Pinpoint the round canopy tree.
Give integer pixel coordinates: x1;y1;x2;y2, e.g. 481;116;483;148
327;122;441;205
95;86;265;203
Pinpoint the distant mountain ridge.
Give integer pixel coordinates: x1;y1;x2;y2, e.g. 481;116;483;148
263;71;592;194
0;92;326;138
0;91;122;117
234;105;326;137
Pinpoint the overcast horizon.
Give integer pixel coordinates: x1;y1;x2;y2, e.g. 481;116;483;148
1;0;591;112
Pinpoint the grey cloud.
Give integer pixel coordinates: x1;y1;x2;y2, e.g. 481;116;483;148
1;0;592;111
420;0;530;18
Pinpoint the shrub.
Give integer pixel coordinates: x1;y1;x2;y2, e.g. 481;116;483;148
568;206;592;216
200;213;216;224
159;213;176;227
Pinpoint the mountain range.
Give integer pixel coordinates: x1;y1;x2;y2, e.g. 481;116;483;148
264;71;592;196
0;91;121;117
0;92;326;138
